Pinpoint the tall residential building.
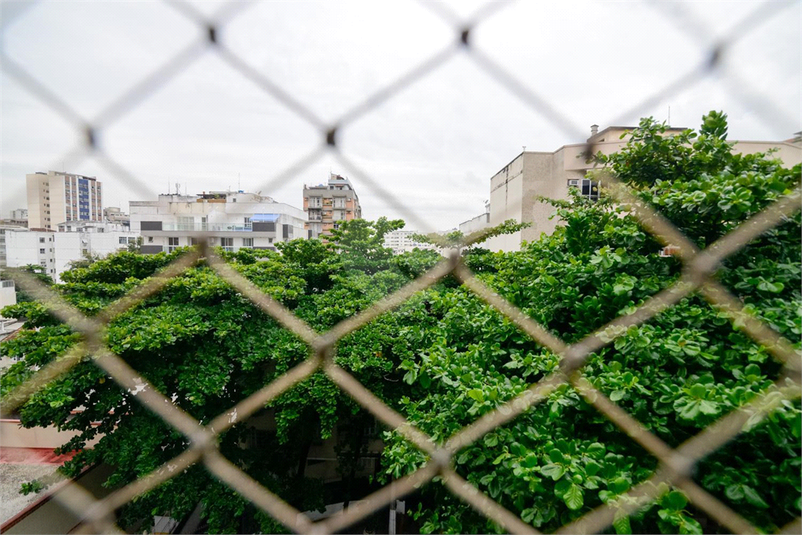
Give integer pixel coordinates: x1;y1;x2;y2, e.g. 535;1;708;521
303;174;362;239
129;190;307;254
482;125;802;252
26;171;103;230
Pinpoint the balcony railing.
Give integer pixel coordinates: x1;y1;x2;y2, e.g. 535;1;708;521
159;223;263;232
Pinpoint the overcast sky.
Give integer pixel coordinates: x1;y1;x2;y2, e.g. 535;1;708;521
1;0;800;232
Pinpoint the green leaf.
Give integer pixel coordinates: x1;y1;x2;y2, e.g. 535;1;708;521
757;280;784;293
664;490;688;511
610;390;626;402
678;515;703;534
608;477;630;495
725;484;744;501
554;478;572;497
587;443;606;457
491;453;509;465
689;384;706;398
563;484;584;510
548;449;564;463
418;371;431;388
613;511;632;534
698;400;719;415
584;460;602;476
540;463;565;480
456;450;472;465
679;400;701;420
467;389;484;403
742;486;769;508
523;453;539;468
744;363;761;376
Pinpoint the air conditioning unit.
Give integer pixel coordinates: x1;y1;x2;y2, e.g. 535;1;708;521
568;179;580;186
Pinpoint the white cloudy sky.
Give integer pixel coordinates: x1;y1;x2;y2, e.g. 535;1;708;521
1;0;800;232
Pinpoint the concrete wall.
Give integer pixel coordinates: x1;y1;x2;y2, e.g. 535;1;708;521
25;175;46;230
485;153;524;252
0;281;16;313
48;176;67;228
458;213;490;235
0;420;101;449
733;141;802;166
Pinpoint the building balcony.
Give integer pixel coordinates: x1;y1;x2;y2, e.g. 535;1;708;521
160;223;255;232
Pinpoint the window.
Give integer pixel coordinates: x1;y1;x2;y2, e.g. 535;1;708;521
40;248;46;254
1;280;14;288
221;237;233;252
242;238;253;248
168;237;179;252
244;217;251;229
148;236;154;243
39;237;45;243
119;237;128;245
577;179;600;201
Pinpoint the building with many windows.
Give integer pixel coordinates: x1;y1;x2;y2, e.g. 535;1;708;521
482;125;802;252
129;191;306;254
3;222;138;282
26;171;103;230
303;174;362;239
382;230;437;255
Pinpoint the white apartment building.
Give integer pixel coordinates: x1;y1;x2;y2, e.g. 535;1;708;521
0;280;16;315
129;191;307;254
27;171;103;230
103;207;130;227
458;201;491;236
4;222;139;283
483;125;802;252
383;230;438;255
10;209;28;221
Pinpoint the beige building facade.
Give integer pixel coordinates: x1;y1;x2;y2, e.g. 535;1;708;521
484;126;802;252
26;171;103;230
303;174;362;239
